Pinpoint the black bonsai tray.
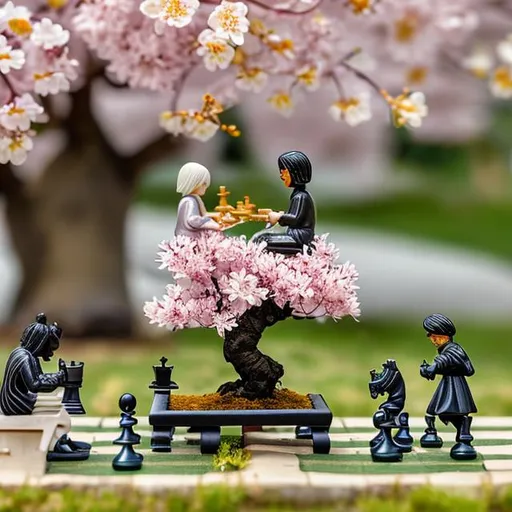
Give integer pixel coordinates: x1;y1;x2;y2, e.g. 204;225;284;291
149;392;333;454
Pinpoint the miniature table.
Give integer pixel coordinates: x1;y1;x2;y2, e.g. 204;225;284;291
149;392;333;455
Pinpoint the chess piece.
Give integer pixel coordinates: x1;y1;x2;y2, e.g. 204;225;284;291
369;359;413;462
420;314;478;460
112;393;144;471
61;361;86;415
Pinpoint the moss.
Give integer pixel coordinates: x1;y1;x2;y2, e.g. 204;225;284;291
169;389;312;411
213;437;252;472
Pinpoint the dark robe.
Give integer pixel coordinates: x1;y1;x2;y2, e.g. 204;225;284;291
253;186;316;254
426;341;477;416
0;347;64;415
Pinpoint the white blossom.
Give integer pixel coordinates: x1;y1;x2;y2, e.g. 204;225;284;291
208;1;250;46
196;29;235;72
31;18;69;49
0;133;34;166
235;68;268;93
0;35;25;74
0;94;44;132
329;92;372;126
33;72;70;96
141;0;200;29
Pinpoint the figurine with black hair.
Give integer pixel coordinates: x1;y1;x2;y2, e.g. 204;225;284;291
0;313;90;461
420;313;478;460
252;150;316;255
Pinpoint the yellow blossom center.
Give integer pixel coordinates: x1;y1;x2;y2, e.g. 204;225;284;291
493;66;512;90
34;71;53;80
297;67;317;85
8;18;32;36
249;19;266;36
8;107;25;116
242;67;262;78
349;0;372;14
232;47;246;66
161;0;188;19
0;53;11;61
218;7;239;31
47;0;68;8
406;66;428;85
268;38;294;55
8;138;24;151
394;13;418;43
335;97;360;111
206;41;227;55
269;93;292;109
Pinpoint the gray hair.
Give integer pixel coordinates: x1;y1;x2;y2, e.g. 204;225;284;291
176;162;211;195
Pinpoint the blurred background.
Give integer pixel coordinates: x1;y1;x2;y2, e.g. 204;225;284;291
2;38;512;419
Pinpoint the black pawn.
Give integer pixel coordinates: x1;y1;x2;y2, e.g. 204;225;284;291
112;393;144;471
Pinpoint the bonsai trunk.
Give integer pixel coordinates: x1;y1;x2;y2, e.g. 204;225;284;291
217;300;292;399
7;83;135;337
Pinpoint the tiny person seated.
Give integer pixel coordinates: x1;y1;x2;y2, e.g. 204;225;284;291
252;150;316;255
0;314;90;460
175;162;222;238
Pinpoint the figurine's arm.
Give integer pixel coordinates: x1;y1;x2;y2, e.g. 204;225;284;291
19;361;66;393
183;198;220;231
278;194;305;227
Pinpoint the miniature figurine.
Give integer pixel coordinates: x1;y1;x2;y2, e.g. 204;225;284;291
112;393;143;471
369;359;413;462
420;313;478;460
252;150;316;255
0;313;90;461
175;162;222;238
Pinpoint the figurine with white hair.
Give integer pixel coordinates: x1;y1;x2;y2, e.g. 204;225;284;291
175;162;222;238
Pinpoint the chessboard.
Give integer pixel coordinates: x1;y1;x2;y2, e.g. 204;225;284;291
33;415;512;495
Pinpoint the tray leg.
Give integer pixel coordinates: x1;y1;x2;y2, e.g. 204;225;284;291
151;426;175;452
200;427;221;454
311;428;330;454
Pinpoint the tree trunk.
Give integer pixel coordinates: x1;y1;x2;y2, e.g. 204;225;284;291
217;300;292;399
9;83;135;337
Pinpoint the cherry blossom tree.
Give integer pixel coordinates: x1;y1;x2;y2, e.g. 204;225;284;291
144;232;360;398
0;0;511;336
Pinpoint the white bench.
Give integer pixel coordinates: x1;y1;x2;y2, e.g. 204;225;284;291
0;408;70;478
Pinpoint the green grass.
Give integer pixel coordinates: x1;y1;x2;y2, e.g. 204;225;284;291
2;485;512;511
2;318;510;418
321;192;512;262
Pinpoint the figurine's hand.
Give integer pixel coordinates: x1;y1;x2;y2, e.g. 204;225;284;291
267;211;283;226
205;220;222;231
58;358;68;383
420;364;436;380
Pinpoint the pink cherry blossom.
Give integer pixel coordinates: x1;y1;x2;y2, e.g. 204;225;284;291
144;231;360;336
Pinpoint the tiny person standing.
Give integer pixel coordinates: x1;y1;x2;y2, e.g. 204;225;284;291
419;313;478;460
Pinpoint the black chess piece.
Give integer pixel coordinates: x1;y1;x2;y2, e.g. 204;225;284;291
420;314;477;460
112;393;144;471
61;360;86;415
368;359;413;462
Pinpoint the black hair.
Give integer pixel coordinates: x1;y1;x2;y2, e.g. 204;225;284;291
423;314;456;338
20;313;50;354
278;150;312;186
